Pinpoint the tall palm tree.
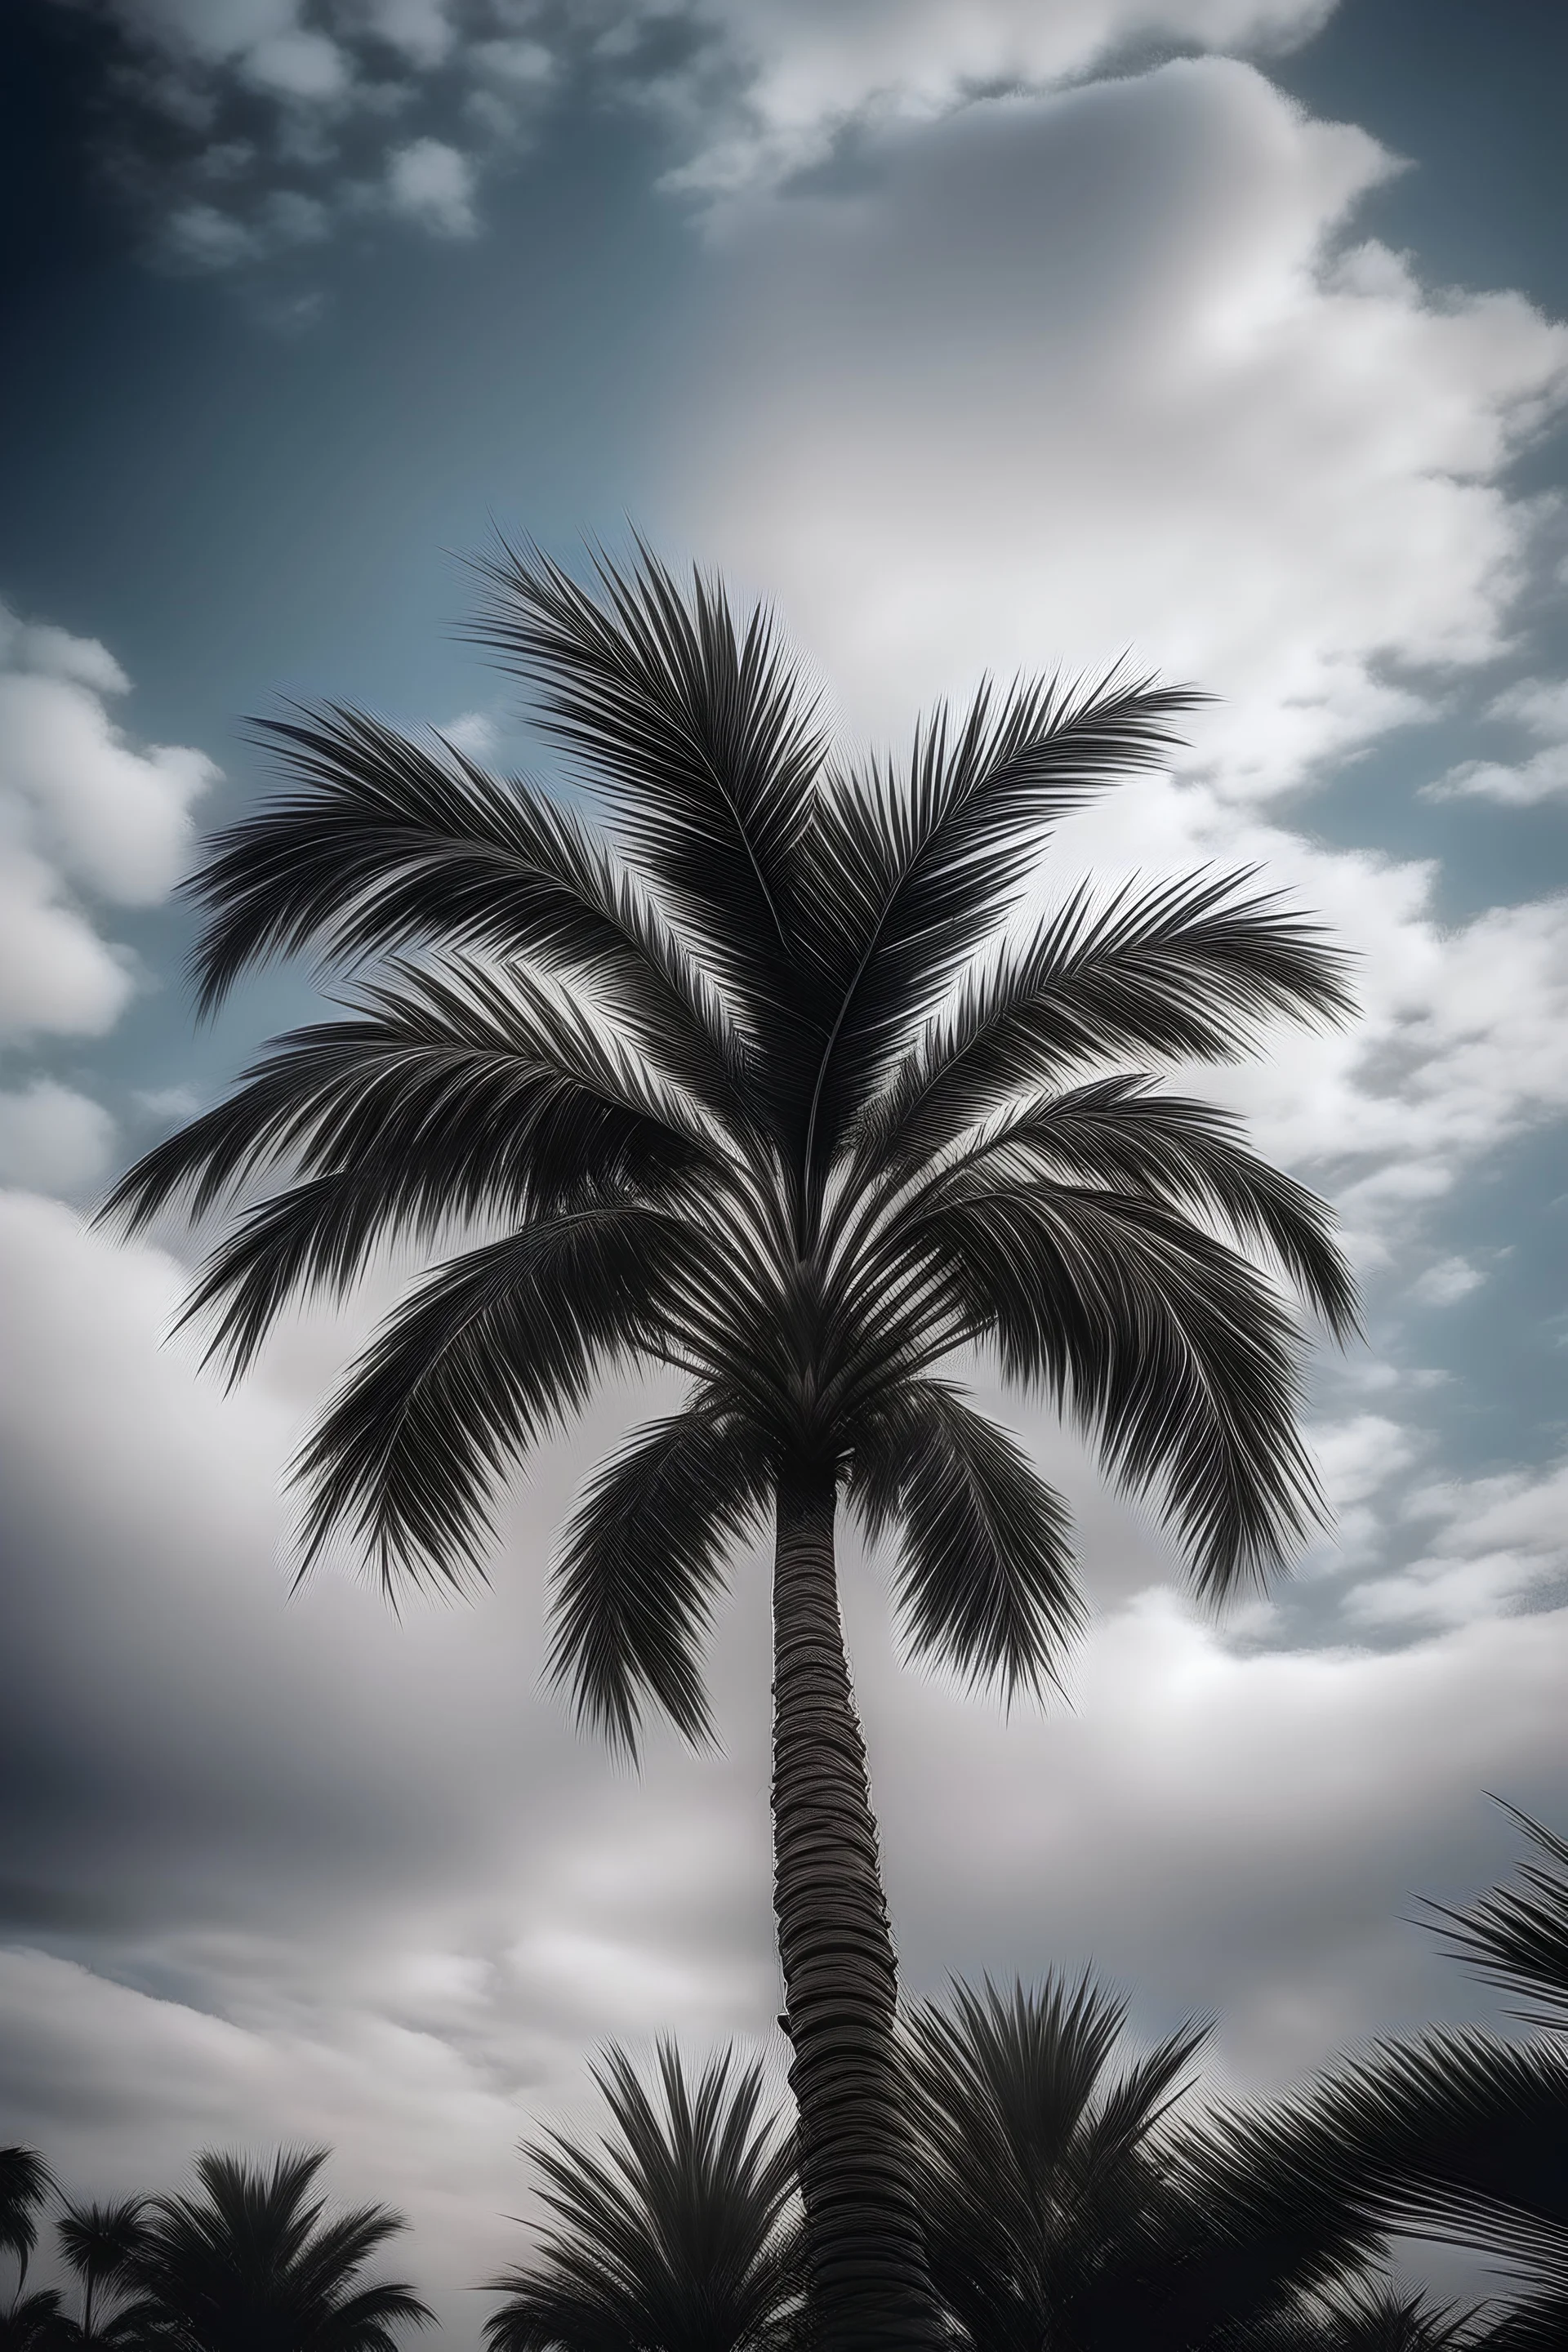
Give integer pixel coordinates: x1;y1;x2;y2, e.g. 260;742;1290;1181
122;2148;430;2352
485;2042;801;2352
1;2152;56;2303
102;542;1356;2347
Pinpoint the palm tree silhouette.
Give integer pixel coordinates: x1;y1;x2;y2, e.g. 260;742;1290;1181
121;2148;430;2352
104;542;1355;2346
55;2200;147;2346
1215;1809;1568;2352
485;2042;800;2352
903;1971;1402;2349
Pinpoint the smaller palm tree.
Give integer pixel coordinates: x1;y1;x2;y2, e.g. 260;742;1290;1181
2;2153;56;2303
1227;1811;1568;2352
902;1972;1394;2350
55;2200;148;2346
1250;2279;1488;2351
125;2149;431;2352
485;2043;802;2352
0;2291;74;2352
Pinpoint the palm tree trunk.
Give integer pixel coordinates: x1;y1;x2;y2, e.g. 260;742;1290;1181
772;1459;947;2350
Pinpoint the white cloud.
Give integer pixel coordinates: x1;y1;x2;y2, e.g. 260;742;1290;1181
0;602;216;1042
657;0;1341;197
1410;1255;1483;1307
1347;1458;1568;1630
0;848;135;1042
0;597;217;1039
352;0;456;68
671;64;1568;792
438;709;498;758
0;673;212;903
1432;672;1568;804
385;136;478;236
134;1085;203;1122
0;1083;118;1195
75;0;1340;270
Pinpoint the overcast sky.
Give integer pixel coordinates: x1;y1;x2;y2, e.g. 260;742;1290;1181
2;0;1566;2335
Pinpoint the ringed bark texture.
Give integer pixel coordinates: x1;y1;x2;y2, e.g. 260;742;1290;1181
772;1463;947;2350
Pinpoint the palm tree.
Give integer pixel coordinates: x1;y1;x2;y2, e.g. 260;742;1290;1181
1221;1811;1568;2352
1250;2280;1488;2350
102;541;1356;2347
55;2200;149;2346
902;1971;1389;2349
485;2042;801;2352
2;2153;56;2303
122;2148;430;2352
0;2292;74;2352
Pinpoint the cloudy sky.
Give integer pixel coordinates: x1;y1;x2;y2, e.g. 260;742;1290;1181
2;0;1566;2331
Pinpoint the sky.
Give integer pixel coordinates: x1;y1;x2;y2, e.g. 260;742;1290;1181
1;0;1566;2333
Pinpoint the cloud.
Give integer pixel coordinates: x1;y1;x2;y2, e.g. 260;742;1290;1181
0;601;217;1041
64;0;1340;270
0;1083;118;1195
670;63;1568;787
1346;1457;1568;1631
1432;674;1568;804
1410;1255;1483;1307
385;136;478;236
653;0;1342;198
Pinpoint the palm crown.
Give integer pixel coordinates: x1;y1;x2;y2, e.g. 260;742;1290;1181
103;541;1355;2347
486;2042;801;2352
122;2149;430;2352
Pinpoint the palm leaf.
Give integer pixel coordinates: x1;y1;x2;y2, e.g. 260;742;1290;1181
862;868;1353;1179
470;537;824;1054
292;1205;705;1593
796;670;1208;1198
188;707;742;1098
0;2150;56;2294
548;1396;774;1757
848;1380;1084;1699
932;1074;1359;1340
911;1178;1324;1597
1423;1806;1568;2032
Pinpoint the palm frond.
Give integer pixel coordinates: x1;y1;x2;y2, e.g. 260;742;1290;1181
1423;1806;1568;2031
848;1380;1084;1699
101;965;723;1370
186;707;743;1098
292;1205;701;1595
547;1395;774;1758
862;869;1353;1178
934;1075;1359;1339
1226;2030;1568;2345
912;1179;1324;1597
105;964;723;1384
0;2150;56;2295
485;2042;799;2352
470;537;824;1052
798;670;1208;1192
